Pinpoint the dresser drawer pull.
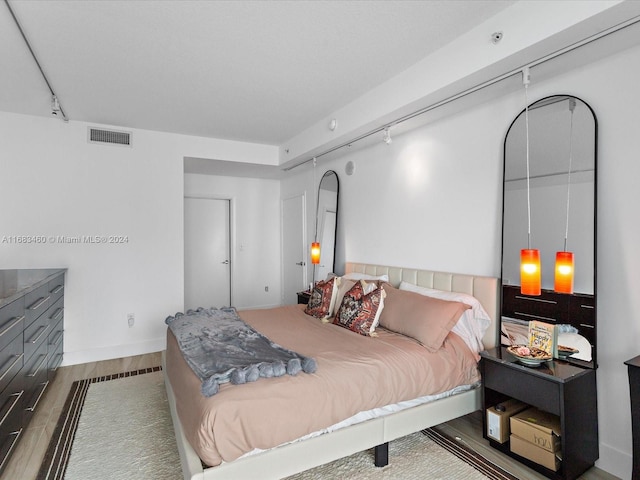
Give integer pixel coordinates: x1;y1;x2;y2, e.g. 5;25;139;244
0;316;24;338
514;311;557;322
26;324;50;344
581;304;595;309
28;295;51;311
50;330;64;347
50;308;64;321
26;354;47;378
515;295;557;305
0;428;22;471
580;323;595;329
0;354;24;384
0;390;24;428
50;285;64;295
50;353;63;372
25;381;49;412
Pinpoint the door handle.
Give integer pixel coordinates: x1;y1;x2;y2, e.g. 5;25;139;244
296;261;306;266
221;260;230;265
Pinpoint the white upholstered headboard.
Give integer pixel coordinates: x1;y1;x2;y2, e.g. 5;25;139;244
345;262;499;350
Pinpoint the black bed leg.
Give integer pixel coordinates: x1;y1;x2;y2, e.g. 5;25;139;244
374;442;389;467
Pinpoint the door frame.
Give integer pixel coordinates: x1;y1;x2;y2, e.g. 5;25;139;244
280;192;308;304
184;194;235;307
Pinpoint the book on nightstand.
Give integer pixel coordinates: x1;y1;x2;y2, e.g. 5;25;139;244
528;320;557;357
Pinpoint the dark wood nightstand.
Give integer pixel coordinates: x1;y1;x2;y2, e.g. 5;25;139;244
480;347;598;480
296;290;311;305
625;355;640;479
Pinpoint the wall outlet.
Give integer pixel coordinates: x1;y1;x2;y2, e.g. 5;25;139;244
127;313;135;327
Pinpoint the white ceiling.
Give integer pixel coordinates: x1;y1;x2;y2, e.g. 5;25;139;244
0;0;515;146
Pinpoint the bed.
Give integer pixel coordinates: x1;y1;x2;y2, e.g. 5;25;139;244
164;262;499;480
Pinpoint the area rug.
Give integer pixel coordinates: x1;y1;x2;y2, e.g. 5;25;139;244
38;367;519;480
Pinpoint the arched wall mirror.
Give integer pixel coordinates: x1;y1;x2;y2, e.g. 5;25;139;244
500;95;597;369
314;170;339;282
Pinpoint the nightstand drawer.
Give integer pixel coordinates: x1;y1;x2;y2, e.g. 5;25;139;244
483;361;560;416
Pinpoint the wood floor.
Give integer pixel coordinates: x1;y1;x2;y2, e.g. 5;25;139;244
1;351;619;480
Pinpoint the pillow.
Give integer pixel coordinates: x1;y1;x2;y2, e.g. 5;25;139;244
304;276;340;319
379;282;470;352
342;272;390;282
333;281;386;336
399;281;491;353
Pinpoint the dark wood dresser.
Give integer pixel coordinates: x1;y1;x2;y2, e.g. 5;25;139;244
0;269;65;474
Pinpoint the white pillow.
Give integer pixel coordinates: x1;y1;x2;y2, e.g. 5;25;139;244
342;272;390;282
399;281;491;353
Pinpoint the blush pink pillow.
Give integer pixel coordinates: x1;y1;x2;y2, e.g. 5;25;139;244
379;282;470;351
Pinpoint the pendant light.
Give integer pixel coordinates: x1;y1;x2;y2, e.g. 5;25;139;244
520;67;541;296
310;158;321;265
555;99;576;294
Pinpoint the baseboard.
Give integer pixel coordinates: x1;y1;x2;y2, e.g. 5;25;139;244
596;441;632;480
61;337;166;366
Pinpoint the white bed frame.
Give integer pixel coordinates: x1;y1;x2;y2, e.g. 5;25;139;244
164;262;499;480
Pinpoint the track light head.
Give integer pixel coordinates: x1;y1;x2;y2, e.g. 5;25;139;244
382;127;392;145
51;95;61;116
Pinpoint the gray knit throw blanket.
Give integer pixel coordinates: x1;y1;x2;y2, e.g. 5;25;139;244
165;307;317;396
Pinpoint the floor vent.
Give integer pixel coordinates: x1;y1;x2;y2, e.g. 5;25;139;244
88;127;132;146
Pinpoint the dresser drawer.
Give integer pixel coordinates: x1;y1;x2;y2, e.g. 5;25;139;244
0;368;24;475
22;342;49;425
24;284;51;327
0;299;24;354
23;309;50;362
0;341;23;395
46;297;64;327
48;275;65;305
0;372;24;437
48;345;63;382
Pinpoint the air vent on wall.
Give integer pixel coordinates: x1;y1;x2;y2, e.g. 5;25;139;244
88;127;132;147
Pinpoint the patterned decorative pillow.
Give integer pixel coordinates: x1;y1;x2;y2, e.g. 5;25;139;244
304;276;339;319
334;280;386;336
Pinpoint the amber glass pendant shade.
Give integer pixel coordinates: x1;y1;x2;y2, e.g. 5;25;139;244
554;251;574;294
311;242;321;264
520;248;541;296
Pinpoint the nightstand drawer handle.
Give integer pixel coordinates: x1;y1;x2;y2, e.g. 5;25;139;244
50;307;64;321
50;285;64;294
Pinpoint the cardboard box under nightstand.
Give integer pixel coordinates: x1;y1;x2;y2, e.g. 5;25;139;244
486;398;528;443
510;407;561;453
510;434;561;471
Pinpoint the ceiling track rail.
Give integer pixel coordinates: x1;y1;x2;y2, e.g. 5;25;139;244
4;0;68;121
284;13;640;172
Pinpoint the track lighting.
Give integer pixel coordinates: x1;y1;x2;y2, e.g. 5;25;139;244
382;127;392;145
51;95;61;116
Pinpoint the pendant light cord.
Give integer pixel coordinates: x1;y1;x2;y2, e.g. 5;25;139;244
523;69;532;250
563;99;576;251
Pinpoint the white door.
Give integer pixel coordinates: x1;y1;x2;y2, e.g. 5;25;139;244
184;197;231;310
315;209;336;282
282;194;306;304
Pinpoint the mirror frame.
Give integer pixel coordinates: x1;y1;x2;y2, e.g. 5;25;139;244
500;94;598;369
314;170;339;280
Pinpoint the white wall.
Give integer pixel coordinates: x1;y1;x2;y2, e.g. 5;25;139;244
183;173;281;309
0;112;276;365
284;41;639;479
